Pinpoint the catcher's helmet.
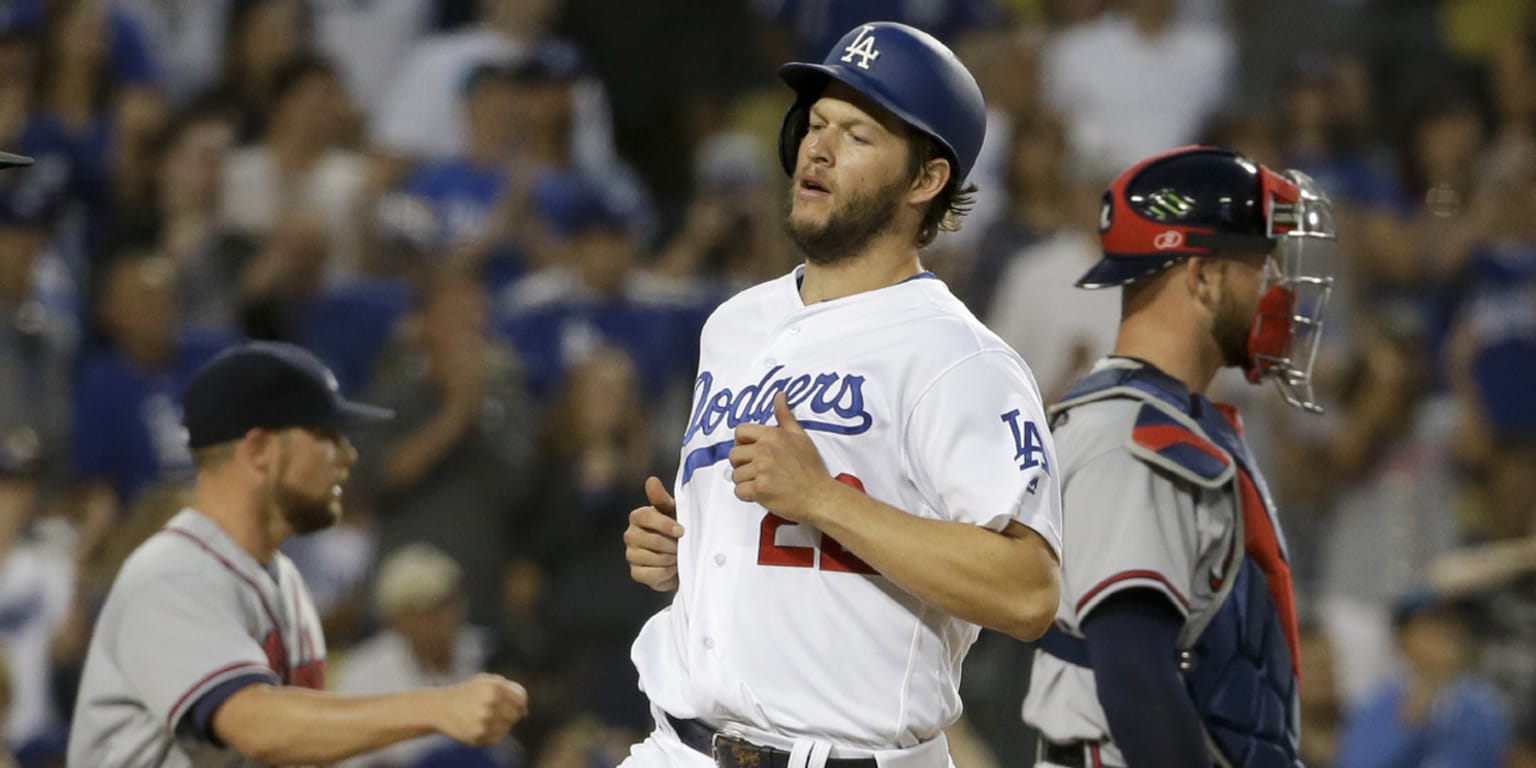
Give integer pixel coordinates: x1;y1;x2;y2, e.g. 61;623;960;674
1080;145;1338;412
1079;146;1316;288
0;151;33;169
777;22;986;184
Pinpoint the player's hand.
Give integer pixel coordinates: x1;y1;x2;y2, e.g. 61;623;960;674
730;393;832;523
625;476;683;591
433;674;527;746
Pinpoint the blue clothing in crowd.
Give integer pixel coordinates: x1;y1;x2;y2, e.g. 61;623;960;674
1457;241;1536;440
300;279;413;396
1336;677;1510;768
497;294;711;403
401;158;511;247
72;331;237;504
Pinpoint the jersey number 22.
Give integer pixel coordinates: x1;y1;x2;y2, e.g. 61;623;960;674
757;473;877;574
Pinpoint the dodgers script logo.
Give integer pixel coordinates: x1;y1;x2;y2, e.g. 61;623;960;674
680;365;874;484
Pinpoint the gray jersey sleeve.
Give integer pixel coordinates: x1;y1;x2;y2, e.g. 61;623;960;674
111;575;279;733
904;350;1063;557
1060;445;1230;624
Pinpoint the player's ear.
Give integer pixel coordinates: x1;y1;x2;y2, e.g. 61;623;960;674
1184;256;1217;305
239;428;273;471
906;156;949;207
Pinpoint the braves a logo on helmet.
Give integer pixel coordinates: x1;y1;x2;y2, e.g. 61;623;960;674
840;25;881;70
1153;230;1185;250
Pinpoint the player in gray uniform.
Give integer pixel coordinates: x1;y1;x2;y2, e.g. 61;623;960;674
69;342;529;767
1020;147;1336;768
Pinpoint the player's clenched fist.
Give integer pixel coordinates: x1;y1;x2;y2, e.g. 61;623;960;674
730;393;832;523
625;476;683;591
434;674;528;746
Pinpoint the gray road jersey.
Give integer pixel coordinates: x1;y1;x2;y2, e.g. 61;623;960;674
68;509;326;767
1020;392;1238;758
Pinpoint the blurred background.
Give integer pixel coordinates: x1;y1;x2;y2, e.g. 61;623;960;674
0;0;1531;766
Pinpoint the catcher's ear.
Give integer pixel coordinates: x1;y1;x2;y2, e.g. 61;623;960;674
1183;257;1225;310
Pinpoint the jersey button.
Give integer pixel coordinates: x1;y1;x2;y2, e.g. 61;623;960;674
714;553;726;566
788;324;801;335
764;357;777;368
703;637;716;650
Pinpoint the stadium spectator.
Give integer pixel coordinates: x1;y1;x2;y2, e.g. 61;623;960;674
1335;592;1510;768
220;55;369;283
355;266;537;640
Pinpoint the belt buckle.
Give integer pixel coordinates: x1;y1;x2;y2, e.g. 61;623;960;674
712;732;769;768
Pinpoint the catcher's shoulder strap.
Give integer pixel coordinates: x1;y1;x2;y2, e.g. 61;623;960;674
1051;360;1235;489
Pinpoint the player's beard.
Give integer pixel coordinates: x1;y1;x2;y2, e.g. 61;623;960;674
271;451;341;535
786;172;908;265
1213;280;1257;369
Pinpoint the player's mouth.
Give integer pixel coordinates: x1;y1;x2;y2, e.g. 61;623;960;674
796;174;831;200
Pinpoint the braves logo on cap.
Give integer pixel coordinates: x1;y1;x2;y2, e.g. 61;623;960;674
1153;230;1185;250
840;25;881;69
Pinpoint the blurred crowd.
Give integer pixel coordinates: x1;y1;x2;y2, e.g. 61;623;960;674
0;0;1531;766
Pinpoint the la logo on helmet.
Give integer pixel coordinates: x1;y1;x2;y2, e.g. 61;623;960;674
841;25;881;69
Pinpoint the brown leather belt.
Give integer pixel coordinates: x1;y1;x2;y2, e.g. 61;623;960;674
666;712;879;768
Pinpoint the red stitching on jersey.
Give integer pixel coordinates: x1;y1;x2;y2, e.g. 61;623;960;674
159;527;291;682
1077;569;1191;615
1090;743;1104;768
165;662;274;730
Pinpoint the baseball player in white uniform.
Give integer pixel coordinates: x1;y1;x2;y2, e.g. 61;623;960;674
1020;147;1336;768
620;22;1063;768
68;342;528;767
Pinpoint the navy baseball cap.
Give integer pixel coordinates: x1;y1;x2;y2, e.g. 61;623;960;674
182;342;394;449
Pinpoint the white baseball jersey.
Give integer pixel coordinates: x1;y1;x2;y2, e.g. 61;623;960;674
69;509;326;768
1021;358;1256;765
631;266;1063;751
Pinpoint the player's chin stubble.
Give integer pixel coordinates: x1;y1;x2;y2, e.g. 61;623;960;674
275;481;341;535
1215;286;1256;369
786;176;907;265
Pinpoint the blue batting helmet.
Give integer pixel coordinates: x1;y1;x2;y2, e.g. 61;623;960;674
777;22;986;184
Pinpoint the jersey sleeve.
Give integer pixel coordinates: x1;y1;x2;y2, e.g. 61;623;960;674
110;576;279;734
904;351;1062;557
1059;447;1211;622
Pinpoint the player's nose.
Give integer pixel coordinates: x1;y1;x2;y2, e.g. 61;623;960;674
338;436;358;468
803;132;832;168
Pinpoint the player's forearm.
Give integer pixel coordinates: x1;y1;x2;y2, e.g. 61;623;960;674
213;684;440;765
806;481;1060;641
